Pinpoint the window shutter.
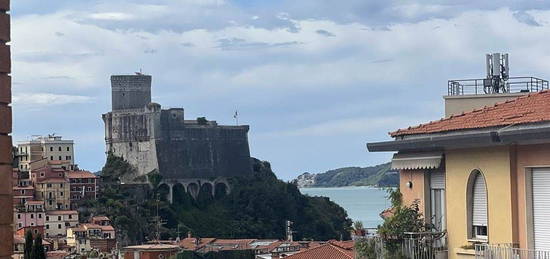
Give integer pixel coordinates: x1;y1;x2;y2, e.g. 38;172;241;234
532;168;550;251
472;174;488;226
430;171;445;189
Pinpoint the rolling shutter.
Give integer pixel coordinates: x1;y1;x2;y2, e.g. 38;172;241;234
532;168;550;251
472;174;487;226
430;171;445;190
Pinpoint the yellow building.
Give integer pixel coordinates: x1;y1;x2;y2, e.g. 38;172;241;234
368;58;550;258
34;178;70;211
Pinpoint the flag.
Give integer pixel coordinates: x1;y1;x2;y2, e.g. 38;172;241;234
233;110;238;118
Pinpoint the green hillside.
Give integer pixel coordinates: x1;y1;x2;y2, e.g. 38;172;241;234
295;162;398;187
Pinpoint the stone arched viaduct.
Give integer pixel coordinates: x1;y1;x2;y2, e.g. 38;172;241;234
158;177;231;203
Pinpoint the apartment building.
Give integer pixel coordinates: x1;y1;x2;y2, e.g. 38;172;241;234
17;135;75;172
67;222;116;253
44;210;78;238
67;170;98;209
14;200;45;231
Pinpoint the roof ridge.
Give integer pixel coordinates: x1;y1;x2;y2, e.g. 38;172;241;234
389;91;545;137
286;243;353;259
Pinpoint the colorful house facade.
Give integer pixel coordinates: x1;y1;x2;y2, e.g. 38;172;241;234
368;56;550;258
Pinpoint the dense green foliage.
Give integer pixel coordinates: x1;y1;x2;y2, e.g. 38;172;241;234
88;154;353;245
30;234;46;259
177;250;255;259
299;163;398;187
24;231;33;259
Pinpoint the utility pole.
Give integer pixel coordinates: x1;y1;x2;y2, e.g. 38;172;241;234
151;193;166;243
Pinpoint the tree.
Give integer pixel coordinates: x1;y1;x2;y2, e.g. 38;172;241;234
24;231;33;259
31;234;46;259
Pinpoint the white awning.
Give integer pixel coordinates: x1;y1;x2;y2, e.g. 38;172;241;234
391;152;443;170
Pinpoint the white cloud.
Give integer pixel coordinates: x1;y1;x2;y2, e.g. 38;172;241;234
261;116;428;137
89;12;135;21
13;93;93;106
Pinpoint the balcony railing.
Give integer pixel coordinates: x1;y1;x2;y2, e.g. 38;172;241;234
475;244;550;259
448;77;549;96
357;231;447;259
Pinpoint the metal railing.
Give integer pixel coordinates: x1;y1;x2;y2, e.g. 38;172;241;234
402;232;447;259
357;232;447;259
475;243;550;259
448;77;549;96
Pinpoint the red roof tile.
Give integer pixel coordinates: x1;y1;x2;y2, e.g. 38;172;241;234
46;210;78;215
285;243;354;259
177;238;216;251
68;170;97;179
391;90;550;137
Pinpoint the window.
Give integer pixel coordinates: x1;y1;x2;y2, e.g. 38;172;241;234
58;156;62;160
46;224;49;229
18;223;21;228
68;214;72;219
468;170;488;240
66;147;70;151
50;147;53;152
17;214;20;219
58;147;61;151
60;192;63;196
430;171;446;232
66;156;70;160
58;216;61;221
30;214;34;219
46;216;49;221
50;156;53;160
58;224;61;229
38;214;42;219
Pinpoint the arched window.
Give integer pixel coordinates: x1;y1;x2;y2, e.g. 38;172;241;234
468;170;488;240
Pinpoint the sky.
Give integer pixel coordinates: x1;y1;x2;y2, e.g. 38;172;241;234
10;1;550;180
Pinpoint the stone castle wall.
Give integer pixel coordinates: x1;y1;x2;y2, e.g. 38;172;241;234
103;75;252;182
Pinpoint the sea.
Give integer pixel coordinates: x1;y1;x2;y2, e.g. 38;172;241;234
300;186;391;228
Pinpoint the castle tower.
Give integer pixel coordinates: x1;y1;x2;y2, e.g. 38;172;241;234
111;74;152;110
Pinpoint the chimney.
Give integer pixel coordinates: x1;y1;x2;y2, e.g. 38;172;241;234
187;231;192;239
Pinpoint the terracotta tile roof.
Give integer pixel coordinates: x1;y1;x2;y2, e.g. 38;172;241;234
36;178;68;183
177;238;216;250
390;90;550;137
285;243;354;259
123;244;180;251
46;210;78;215
328;240;355;250
92;216;110;221
68;170;97;179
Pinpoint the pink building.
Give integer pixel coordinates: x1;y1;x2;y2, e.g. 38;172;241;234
14;200;45;231
12;186;34;208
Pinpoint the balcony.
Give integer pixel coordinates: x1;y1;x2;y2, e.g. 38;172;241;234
448;77;549;96
356;231;447;259
475;244;550;258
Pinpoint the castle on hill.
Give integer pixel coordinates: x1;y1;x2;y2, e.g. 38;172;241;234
102;74;252;188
